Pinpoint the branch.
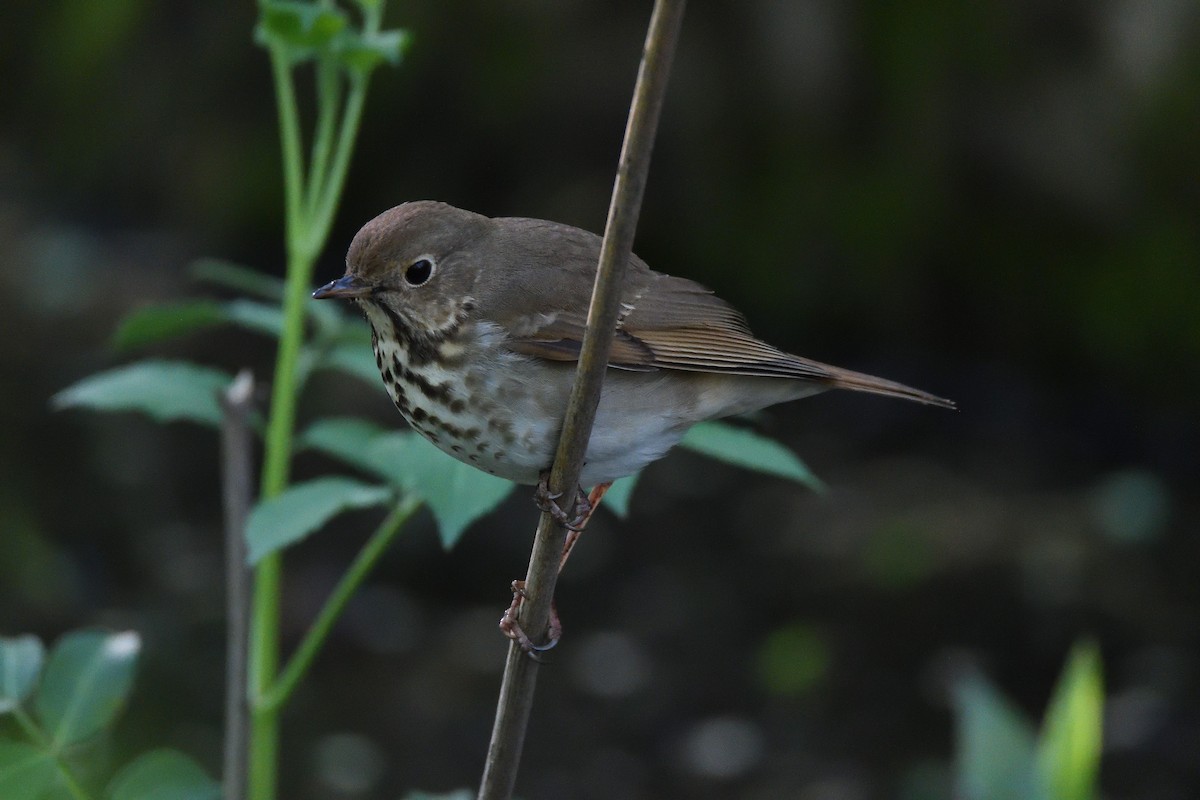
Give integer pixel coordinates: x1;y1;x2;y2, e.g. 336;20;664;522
476;2;687;798
219;370;256;800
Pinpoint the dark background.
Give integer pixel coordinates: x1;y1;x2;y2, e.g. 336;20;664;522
2;1;1198;798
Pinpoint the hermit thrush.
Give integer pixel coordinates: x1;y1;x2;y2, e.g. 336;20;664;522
313;201;954;488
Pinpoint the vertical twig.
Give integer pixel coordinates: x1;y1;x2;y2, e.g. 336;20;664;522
476;2;687;798
220;370;256;800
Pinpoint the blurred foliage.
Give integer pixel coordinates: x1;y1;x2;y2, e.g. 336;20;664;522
0;632;219;800
2;0;1198;798
954;641;1103;800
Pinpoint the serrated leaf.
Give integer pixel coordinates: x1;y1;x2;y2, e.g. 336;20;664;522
0;742;56;800
36;630;141;748
246;477;394;564
111;301;227;351
1037;641;1103;800
680;421;824;491
53;361;232;426
367;433;516;548
257;1;348;51
0;635;45;714
319;338;383;386
107;748;221;800
603;474;640;519
953;674;1046;800
190;259;284;302
299;417;389;476
336;28;411;76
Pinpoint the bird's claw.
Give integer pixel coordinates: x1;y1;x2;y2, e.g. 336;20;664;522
499;580;562;658
534;472;591;531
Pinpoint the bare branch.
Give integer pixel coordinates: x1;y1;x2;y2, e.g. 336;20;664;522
477;2;687;798
220;370;256;800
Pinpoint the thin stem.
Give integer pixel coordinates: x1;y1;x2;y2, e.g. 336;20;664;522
306;73;370;255
477;2;686;798
267;47;307;254
262;496;421;710
304;58;342;219
247;40;320;800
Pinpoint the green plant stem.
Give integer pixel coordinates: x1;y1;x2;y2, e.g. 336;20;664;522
247;40;319;800
304;58;342;219
261;496;421;710
305;74;370;254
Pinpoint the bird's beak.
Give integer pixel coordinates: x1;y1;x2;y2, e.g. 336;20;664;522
313;275;371;299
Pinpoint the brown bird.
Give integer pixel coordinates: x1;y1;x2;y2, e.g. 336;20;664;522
314;201;954;491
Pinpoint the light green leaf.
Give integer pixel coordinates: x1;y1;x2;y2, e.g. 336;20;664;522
112;299;285;352
0;636;45;714
1037;641;1104;800
36;630;141;748
246;477;394;564
680;421;824;491
52;361;233;427
603;474;640;519
190;259;284;302
336;28;411;77
299;417;389;476
367;433;516;548
0;742;56;800
111;301;227;351
222;299;285;338
319;338;383;386
952;674;1046;800
256;1;348;52
107;748;221;800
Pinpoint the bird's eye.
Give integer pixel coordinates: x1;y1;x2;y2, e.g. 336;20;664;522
404;258;434;286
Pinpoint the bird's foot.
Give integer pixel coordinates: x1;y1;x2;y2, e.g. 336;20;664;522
499;580;561;658
534;472;592;531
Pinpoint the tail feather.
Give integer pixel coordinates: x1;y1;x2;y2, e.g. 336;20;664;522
821;365;957;410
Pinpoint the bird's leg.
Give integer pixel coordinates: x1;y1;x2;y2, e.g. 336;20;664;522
503;479;612;654
558;481;611;571
499;580;561;656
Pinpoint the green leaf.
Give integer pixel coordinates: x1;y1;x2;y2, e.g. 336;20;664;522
107;748;221;800
222;298;285;338
319;338;383;386
1037;641;1104;800
246;477;394;564
952;674;1046;800
53;361;233;427
336;28;411;77
36;630;141;748
0;742;56;800
400;792;474;800
679;421;825;491
111;301;227;351
603;474;640;519
367;433;516;548
112;299;285;352
299;417;389;476
0;636;45;714
190;259;284;302
257;1;348;52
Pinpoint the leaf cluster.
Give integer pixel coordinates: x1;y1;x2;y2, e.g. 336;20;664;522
0;632;219;800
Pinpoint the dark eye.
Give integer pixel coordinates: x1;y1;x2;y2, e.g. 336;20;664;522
404;258;434;286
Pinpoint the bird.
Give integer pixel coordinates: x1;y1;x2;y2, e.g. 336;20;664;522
313;201;954;493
